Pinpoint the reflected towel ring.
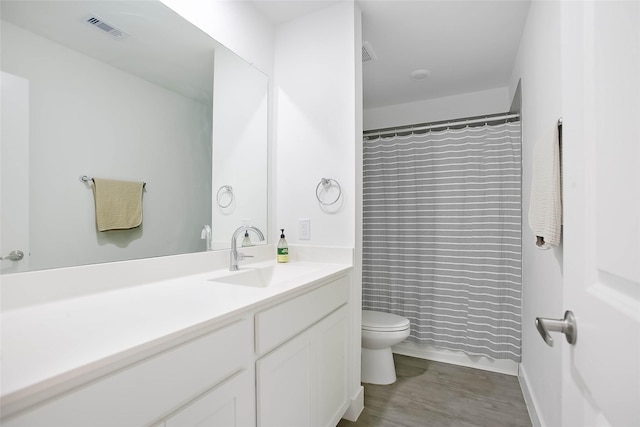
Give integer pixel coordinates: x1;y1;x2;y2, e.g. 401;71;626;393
216;185;234;208
315;178;341;206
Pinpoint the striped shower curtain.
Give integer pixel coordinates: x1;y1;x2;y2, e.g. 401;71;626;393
362;121;522;362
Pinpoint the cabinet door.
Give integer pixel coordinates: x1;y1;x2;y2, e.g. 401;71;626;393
165;369;255;427
256;305;349;427
256;331;316;427
316;306;348;427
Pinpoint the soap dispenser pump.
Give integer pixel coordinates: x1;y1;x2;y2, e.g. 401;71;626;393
242;230;252;247
277;229;289;263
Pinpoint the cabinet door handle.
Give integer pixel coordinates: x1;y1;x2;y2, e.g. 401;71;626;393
535;310;577;346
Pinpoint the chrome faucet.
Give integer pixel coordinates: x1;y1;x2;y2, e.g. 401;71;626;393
230;225;265;271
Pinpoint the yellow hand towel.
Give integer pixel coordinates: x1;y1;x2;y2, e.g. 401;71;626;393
93;178;144;231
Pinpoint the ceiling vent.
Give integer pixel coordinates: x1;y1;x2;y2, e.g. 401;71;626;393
85;15;128;39
362;41;378;63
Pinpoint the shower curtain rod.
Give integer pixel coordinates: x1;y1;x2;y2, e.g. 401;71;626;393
363;112;520;139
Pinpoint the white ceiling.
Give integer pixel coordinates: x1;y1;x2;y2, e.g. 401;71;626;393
252;0;531;110
251;0;346;25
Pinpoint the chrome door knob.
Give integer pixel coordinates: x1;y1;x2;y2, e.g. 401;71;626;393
1;250;24;261
535;310;577;346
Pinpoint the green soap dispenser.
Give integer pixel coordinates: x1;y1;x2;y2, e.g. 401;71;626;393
277;229;289;263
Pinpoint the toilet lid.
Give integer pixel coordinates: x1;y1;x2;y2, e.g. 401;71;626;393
362;310;410;332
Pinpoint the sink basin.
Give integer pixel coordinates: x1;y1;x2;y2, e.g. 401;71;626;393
211;264;318;288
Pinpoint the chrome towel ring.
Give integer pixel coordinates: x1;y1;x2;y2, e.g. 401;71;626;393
316;178;341;206
216;185;234;208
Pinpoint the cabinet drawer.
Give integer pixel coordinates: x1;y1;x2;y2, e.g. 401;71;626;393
255;275;348;355
6;318;253;427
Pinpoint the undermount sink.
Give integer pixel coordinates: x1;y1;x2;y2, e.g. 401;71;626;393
210;264;319;288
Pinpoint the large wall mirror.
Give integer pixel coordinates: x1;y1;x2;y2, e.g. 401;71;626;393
0;1;268;274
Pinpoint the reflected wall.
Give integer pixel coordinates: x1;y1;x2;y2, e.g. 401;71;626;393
0;1;268;273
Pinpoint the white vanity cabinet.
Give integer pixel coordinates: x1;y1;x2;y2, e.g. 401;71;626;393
3;266;354;427
256;276;350;427
4;318;254;427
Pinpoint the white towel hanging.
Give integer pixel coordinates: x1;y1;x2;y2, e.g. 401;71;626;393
528;124;562;249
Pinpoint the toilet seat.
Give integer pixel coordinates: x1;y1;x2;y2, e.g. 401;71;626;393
362;310;410;332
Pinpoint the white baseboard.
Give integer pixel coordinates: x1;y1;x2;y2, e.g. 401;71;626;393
518;364;542;427
341;385;364;422
392;341;519;376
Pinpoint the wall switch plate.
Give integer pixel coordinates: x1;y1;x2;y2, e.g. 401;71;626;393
298;219;310;240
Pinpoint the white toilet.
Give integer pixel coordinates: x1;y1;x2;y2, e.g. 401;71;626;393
361;310;411;385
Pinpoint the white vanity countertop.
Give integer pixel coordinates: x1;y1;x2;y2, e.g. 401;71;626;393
1;259;352;411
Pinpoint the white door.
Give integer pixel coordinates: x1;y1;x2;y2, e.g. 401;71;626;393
561;1;640;426
1;71;30;273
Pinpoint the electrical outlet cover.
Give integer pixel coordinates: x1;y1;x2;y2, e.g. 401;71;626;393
298;219;310;240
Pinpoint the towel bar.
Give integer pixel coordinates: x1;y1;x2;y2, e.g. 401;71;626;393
80;175;146;188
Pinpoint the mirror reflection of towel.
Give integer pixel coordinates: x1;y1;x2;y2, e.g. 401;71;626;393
528;126;562;249
92;178;144;231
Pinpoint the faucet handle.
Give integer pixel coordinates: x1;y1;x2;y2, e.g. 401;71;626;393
237;252;253;261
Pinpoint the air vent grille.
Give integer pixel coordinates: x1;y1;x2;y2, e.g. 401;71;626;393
85;15;128;39
362;41;377;63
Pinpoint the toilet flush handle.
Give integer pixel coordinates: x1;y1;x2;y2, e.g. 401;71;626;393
535;310;577;347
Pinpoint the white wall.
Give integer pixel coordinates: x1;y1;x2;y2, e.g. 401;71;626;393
2;21;212;271
509;1;564;426
274;2;359;248
364;87;511;130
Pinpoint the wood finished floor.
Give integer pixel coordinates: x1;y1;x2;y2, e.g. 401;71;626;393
338;354;532;427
